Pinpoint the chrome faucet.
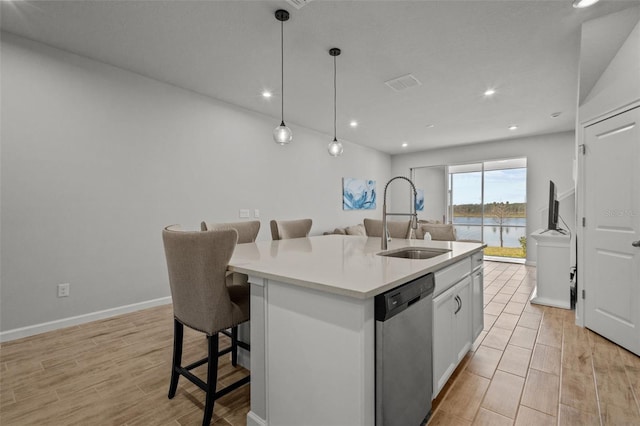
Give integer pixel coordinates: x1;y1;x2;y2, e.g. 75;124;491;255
381;176;418;250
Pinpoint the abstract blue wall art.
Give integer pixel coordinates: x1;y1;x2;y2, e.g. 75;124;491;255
416;189;424;211
343;178;376;210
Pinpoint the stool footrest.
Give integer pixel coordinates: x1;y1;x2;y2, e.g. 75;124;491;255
176;365;250;396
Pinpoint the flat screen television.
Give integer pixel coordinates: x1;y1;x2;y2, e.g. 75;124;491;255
547;180;560;231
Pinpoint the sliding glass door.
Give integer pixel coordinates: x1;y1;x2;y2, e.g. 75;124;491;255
449;164;483;242
412;158;527;261
483;165;527;255
449;158;527;259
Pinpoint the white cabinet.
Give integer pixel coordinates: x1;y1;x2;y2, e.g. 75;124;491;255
471;268;484;341
432;275;472;397
433;284;456;396
432;251;484;399
453;277;472;362
471;251;484;341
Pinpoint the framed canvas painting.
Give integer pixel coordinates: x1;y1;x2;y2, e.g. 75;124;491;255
416;189;424;211
343;178;376;210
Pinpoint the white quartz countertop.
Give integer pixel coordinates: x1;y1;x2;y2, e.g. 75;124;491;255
229;235;484;299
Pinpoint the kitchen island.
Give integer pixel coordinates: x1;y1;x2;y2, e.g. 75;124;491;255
228;235;485;426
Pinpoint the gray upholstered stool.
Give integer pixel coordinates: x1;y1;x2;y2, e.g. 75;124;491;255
269;218;312;240
162;225;250;426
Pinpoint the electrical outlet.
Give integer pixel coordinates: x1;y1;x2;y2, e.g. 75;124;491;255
57;283;70;298
239;209;250;218
254;209;260;218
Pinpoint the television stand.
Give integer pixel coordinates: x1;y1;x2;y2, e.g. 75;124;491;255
530;229;571;309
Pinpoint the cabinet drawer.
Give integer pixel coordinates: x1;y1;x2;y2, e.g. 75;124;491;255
471;251;484;271
434;257;471;297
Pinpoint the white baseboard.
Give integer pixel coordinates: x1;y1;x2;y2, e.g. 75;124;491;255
525;260;537;267
0;296;172;343
247;411;267;426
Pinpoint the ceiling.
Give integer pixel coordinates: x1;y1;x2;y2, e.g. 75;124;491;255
2;0;639;154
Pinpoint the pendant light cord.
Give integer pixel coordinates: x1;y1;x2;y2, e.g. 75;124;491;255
280;20;284;124
333;54;337;140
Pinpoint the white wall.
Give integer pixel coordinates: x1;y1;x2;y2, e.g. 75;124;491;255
412;166;447;223
579;14;640;123
579;13;640;123
575;10;640;326
391;132;576;264
0;33;390;333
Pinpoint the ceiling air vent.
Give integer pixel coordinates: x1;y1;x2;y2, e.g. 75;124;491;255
384;74;422;91
286;0;314;9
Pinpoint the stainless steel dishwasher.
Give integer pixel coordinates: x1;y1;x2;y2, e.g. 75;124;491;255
375;273;434;426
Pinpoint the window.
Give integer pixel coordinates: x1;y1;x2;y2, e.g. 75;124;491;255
412;158;527;261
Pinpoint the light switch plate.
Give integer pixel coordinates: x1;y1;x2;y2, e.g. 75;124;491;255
254;209;260;218
239;209;250;218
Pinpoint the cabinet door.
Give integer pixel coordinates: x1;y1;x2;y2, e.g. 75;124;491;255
453;276;472;363
432;286;456;398
471;269;484;341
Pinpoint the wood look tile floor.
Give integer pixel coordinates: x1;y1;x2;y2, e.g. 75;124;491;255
1;261;639;425
430;261;640;426
0;306;250;425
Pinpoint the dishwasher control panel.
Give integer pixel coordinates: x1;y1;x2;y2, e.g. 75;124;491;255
375;273;435;321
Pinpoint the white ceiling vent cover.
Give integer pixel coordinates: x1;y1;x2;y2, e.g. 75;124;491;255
286;0;314;9
384;74;422;91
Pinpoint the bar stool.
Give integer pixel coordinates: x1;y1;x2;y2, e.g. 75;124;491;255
162;225;250;426
270;218;312;240
364;218;412;239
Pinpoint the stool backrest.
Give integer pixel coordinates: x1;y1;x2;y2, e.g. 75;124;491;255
201;220;260;244
162;225;238;335
270;218;312;240
364;218;412;239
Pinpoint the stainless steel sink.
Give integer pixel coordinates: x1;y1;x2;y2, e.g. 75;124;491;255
378;247;451;260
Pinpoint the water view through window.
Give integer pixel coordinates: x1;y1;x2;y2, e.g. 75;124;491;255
449;160;527;259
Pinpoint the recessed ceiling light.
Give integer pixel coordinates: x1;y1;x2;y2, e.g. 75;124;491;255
401;142;408;148
484;89;496;97
508;125;518;131
350;120;358;128
551;112;562;118
573;0;600;8
426;124;435;128
262;91;272;98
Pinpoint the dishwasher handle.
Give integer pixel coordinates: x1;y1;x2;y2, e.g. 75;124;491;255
407;295;421;307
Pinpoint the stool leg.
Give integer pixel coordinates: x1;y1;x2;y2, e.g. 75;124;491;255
168;319;183;399
203;333;219;426
231;326;238;367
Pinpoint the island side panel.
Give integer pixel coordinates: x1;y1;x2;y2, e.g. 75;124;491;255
265;279;375;426
247;276;267;426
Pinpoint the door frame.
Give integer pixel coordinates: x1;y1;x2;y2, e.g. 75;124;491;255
576;99;640;327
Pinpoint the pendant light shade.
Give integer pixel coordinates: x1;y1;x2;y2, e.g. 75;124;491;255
328;137;343;156
274;9;292;145
328;47;343;157
273;121;292;145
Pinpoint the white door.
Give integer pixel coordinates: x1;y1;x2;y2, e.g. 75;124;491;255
583;106;640;356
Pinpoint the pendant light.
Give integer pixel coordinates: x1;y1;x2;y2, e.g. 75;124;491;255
273;9;292;145
328;47;344;157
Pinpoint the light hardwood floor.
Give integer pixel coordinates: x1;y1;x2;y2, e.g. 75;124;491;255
430;261;640;426
1;261;639;425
